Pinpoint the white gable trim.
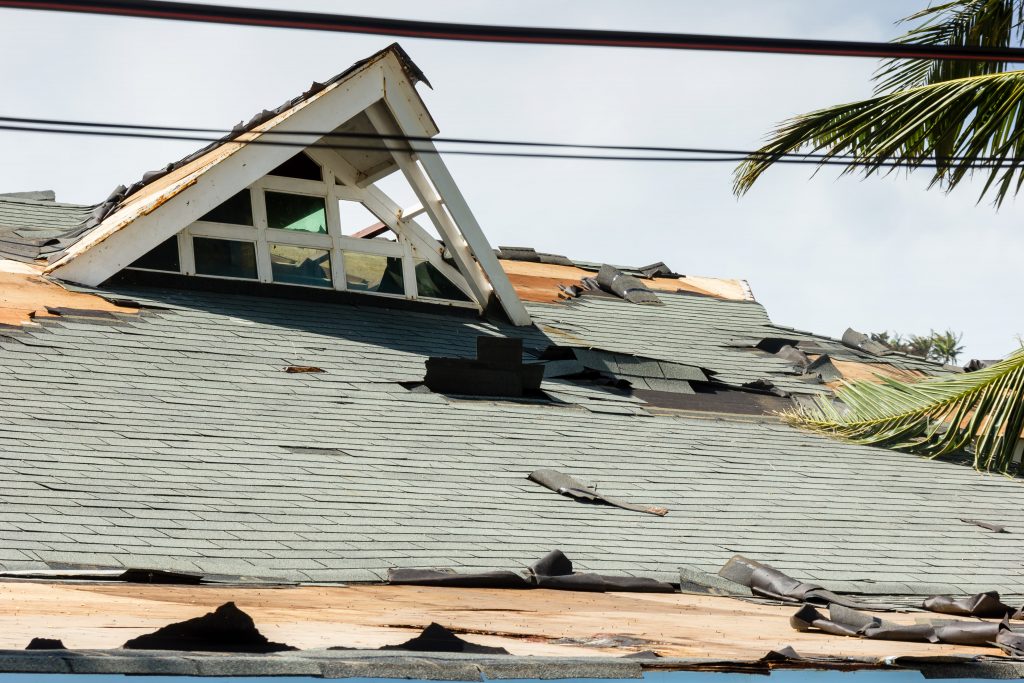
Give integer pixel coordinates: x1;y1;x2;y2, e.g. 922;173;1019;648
47;49;531;325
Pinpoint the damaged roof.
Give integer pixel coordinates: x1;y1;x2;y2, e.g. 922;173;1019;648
0;280;1016;596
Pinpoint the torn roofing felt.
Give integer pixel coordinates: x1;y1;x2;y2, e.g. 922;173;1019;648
388;550;675;592
528;469;668;516
0;44;426;265
122;602;294;653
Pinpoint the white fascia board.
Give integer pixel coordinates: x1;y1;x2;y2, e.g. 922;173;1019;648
50;62;389;287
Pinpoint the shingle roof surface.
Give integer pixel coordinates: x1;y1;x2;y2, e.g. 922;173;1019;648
0;285;1020;594
0;197;95;261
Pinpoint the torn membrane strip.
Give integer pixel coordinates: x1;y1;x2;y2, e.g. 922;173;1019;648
528;469;668;516
718;555;883;610
791;603;1023;649
389;549;675;593
923;591;1022;619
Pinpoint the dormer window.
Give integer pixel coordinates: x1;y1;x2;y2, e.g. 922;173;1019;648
126;150;470;304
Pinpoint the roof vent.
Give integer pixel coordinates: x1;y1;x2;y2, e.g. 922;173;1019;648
424;336;543;397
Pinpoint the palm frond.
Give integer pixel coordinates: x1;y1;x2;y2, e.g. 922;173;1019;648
733;69;1024;206
783;347;1024;474
874;0;1024;95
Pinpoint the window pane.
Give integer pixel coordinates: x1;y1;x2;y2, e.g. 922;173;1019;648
199;190;253;226
414;260;470;301
268;152;322;181
344;252;404;294
129;236;180;272
265;192;327;234
193;237;257;279
270;244;332;288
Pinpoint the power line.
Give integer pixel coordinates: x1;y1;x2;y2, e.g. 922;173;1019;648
4;0;1024;61
2;120;1016;169
0;114;863;160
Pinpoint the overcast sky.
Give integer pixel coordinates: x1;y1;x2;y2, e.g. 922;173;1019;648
1;1;1019;360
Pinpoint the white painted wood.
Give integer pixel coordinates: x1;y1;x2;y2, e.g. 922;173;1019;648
363;104;493;309
336;235;404;256
188;223;260;241
379;79;531;326
399;203;426;221
255;176;327;196
176;231;194;275
310;146;476;304
251;186;272;283
51;59;388;285
264;228;332;249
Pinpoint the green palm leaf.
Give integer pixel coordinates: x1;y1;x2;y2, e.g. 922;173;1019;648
733;69;1024;205
734;0;1024;205
873;0;1023;95
784;348;1024;474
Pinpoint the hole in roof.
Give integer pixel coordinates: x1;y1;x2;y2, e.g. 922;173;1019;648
193;237;257;279
265;192;327;234
267;151;322;181
199;189;253;226
339;199;387;237
343;252;404;294
129;236;180;273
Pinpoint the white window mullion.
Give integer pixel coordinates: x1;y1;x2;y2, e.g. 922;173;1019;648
401;236;417;298
177;231;194;275
251;184;272;283
324;167;347;291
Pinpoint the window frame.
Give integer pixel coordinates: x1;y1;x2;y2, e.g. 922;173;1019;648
126;152;478;306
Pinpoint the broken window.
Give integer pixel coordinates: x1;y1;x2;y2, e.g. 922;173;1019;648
414;260;469;301
199;189;253;226
193;237;257;279
269;244;331;288
265;192;327;234
344;252;404;294
129;236;180;272
267;152;322;181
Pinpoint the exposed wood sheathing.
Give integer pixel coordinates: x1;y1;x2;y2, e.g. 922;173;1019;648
499;260;753;303
0;267;135;327
0;582;992;660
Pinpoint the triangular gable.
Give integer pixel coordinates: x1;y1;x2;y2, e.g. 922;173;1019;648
48;45;530;326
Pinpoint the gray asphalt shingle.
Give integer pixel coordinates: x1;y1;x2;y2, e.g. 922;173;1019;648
0;285;1019;595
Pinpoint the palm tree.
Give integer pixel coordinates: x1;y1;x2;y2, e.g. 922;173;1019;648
735;0;1024;207
737;1;1024;473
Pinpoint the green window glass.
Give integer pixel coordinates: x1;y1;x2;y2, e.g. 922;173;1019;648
265;192;327;234
199;189;253;226
129;236;180;272
343;252;404;294
193;237;257;279
270;244;332;288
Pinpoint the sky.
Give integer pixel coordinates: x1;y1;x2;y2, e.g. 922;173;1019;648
0;0;1020;360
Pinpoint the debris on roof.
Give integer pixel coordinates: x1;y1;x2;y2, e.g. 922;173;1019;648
596;264;662;304
24;638;64;650
0;267;136;326
960;518;1010;533
922;592;1020;619
424;336;543;397
379;623;510;654
842;328;894;357
528;469;669;516
496;246;575;266
390;550;675;593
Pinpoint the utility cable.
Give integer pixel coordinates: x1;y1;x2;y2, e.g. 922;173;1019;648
3;0;1024;61
3;120;1018;169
